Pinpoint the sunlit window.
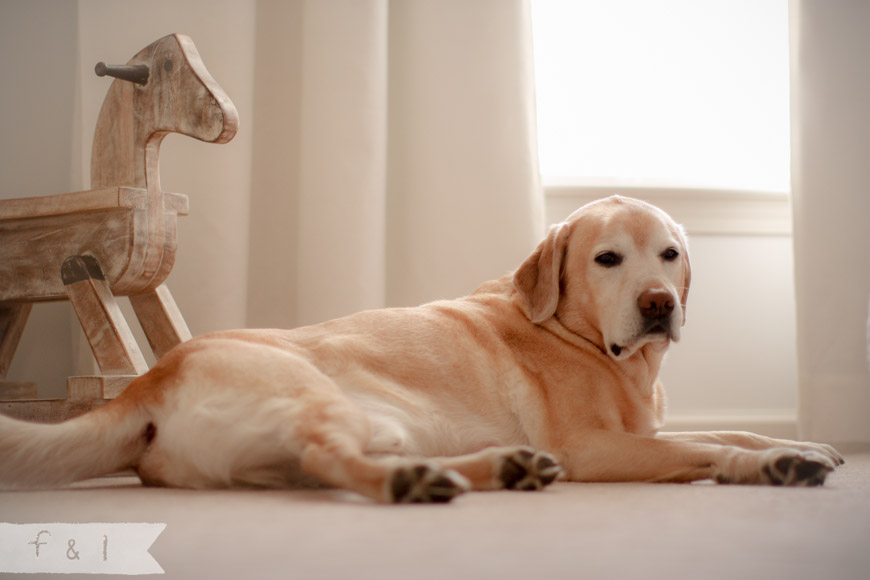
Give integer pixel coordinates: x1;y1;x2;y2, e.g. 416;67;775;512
531;0;790;192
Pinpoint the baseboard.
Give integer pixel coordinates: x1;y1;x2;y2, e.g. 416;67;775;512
662;413;798;440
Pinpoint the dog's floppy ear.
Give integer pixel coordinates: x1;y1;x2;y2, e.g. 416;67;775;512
513;222;570;324
679;229;691;326
680;255;691;326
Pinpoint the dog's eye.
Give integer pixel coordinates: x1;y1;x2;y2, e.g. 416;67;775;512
595;251;623;267
661;248;679;262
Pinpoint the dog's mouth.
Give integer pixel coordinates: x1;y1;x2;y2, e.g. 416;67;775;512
609;321;676;359
644;322;669;335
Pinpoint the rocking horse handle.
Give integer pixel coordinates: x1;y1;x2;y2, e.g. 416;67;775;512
94;62;150;86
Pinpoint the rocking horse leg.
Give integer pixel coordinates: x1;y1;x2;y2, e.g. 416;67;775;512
61;255;148;376
0;303;37;398
129;284;192;359
0;303;31;379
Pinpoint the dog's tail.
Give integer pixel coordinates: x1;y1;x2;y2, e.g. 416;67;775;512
0;401;151;489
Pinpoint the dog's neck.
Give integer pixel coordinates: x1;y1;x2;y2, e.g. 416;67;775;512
633;342;669;397
539;314;667;399
478;276;667;397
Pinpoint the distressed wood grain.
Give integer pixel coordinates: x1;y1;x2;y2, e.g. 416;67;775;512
0;382;38;400
129;284;192;359
0;303;32;378
62;255;148;375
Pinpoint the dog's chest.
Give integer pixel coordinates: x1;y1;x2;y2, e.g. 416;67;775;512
602;376;662;436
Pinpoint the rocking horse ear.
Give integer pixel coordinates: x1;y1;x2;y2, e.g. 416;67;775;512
513;222;570;324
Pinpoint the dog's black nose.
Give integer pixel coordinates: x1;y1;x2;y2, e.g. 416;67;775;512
638;289;675;321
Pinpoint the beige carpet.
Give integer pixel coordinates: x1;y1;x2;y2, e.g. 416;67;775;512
1;452;868;580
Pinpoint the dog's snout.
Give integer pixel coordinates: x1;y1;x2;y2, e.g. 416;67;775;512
638;289;675;321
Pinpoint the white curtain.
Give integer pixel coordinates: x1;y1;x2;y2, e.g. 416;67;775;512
247;0;544;329
791;0;870;444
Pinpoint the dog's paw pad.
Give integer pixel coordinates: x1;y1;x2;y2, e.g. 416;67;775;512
762;452;833;487
389;463;469;503
498;447;563;491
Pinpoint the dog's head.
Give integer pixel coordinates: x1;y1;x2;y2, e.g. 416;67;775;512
513;196;691;361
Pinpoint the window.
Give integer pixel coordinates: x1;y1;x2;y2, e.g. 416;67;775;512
531;0;790;193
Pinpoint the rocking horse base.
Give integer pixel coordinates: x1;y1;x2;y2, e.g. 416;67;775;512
0;375;135;423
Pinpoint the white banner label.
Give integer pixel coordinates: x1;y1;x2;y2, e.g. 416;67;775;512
0;523;165;575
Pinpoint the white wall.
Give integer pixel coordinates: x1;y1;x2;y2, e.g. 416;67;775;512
1;0;79;396
657;235;797;416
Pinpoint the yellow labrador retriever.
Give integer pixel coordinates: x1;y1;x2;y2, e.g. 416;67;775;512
0;196;843;502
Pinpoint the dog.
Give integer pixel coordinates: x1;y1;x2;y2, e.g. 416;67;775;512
0;196;843;502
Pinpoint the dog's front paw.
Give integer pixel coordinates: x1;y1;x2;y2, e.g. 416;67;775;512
802;442;845;467
498;447;563;491
716;449;836;487
389;462;469;504
760;450;834;487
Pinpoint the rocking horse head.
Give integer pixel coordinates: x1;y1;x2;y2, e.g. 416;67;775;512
91;33;239;191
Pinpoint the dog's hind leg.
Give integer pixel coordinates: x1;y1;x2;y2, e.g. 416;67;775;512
288;395;468;503
148;336;470;503
431;446;563;491
298;435;470;503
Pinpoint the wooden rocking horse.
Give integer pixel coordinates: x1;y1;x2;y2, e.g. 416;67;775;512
0;34;238;422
